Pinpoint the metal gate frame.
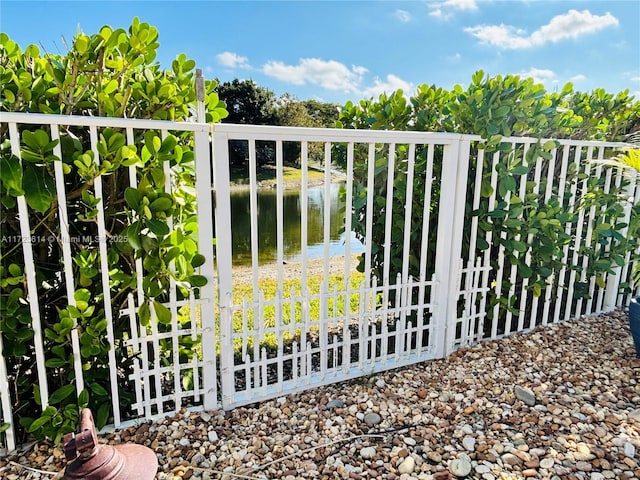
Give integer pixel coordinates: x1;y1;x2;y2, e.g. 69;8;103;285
205;124;473;410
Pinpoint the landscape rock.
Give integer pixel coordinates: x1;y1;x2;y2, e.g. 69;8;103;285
514;385;536;406
327;399;346;409
363;412;382;426
397;456;415;474
2;310;638;480
449;457;473;477
360;446;377;459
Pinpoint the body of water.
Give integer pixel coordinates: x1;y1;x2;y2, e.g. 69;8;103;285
230;182;364;265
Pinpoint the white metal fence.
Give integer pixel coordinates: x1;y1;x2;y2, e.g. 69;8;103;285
0;112;217;453
1;113;638;453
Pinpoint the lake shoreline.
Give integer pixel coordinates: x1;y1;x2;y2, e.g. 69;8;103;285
229;165;346;192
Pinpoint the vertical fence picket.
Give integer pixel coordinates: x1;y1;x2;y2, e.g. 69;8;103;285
516;142;532;332
300;141;309;289
576;147;598;317
564;146;585;320
51;124;85;397
189;291;201;403
88;125;122;424
364;143;376;287
487;150;500;339
161;128;183;413
0;333;14;452
400;144;416;355
540;146;557;327
462;143;485;345
552;145;573;324
594;159;615;313
126;294;144;416
585;147;607;314
276;140;284;292
382;143;396;291
323;142;332;285
342;142;355;369
8;122;49;409
502;142;518;335
417;144;435;351
248;139;259;298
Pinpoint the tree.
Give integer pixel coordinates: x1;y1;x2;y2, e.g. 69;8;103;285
217;79;278;167
275;94;324;165
217;79;277;125
215;83;341;168
302;99;340;127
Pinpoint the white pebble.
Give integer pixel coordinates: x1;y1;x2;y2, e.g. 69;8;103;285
449;457;472;477
360;446;376;459
623;442;636;458
397;456;415;474
462;436;475;452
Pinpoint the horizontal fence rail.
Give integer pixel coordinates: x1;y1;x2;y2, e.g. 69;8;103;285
1;113;638;453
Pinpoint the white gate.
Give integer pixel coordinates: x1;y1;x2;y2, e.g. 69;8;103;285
209;125;478;409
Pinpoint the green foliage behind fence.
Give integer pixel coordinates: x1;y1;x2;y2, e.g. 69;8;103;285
337;71;639;331
0;18;227;443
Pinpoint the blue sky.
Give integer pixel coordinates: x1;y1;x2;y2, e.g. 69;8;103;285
1;1;639;104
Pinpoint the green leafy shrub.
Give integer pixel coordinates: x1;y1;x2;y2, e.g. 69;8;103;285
337;71;639;330
0;18;227;443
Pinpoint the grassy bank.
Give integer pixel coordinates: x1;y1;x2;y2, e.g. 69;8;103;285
230;164;327;189
230;268;366;350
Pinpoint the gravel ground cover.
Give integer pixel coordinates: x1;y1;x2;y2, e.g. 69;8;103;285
2;309;639;480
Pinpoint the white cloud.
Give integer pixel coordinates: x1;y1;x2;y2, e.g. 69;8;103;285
444;0;477;10
216;51;251;69
570;74;587;82
630;76;640;83
262;58;368;93
465;24;532;48
261;57;413;99
517;68;556;85
394;9;412;22
465;9;619;49
429;0;477;19
362;74;414;98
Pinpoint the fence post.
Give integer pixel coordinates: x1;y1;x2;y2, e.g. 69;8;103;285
195;69;206;123
193;71;218;410
211;129;235;409
195;125;218;411
432;137;470;358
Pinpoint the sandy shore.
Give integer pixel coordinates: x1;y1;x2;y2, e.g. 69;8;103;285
230;254;363;286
